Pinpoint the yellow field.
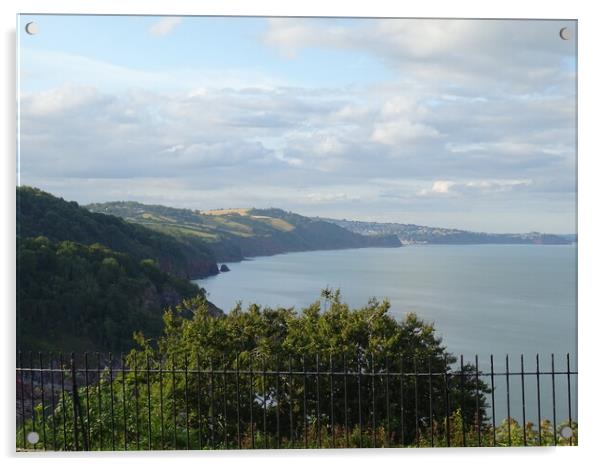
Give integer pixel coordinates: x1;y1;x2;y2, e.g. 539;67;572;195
201;208;251;216
255;217;295;231
141;212;174;222
209;216;254;236
200;208;295;233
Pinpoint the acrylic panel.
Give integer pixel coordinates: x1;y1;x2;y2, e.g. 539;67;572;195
16;15;577;451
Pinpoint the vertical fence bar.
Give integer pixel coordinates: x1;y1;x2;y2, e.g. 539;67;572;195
303;355;308;449
38;353;47;451
38;356;49;450
29;352;36;450
566;353;573;446
444;355;450;448
520;354;526;446
343;354;349;448
59;353;67;451
18;352;26;449
171;354;177;450
222;354;230;450
222;355;228;450
316;354;322;448
109;353;115;451
96;353;102;451
413;356;419;446
371;353;376;448
551;354;557;446
490;355;496;447
399;357;405;446
119;353;125;451
195;354;202;450
385;356;390;447
83;353;90;450
159;356;165;450
77;366;88;451
184;355;190;450
77;362;88;451
276;357;281;449
329;354;335;448
460;355;465;447
357;349;363;448
505;355;511;447
428;357;434;447
262;357;268;449
146;354;152;450
248;355;254;449
70;353;79;451
134;354;140;450
536;354;542;446
288;356;294;448
475;355;481;447
50;353;58;451
209;357;215;449
236;353;241;449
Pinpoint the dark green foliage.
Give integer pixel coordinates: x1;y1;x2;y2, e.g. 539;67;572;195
17;236;205;352
16;292;577;450
17;187;218;279
136;289;489;447
16;186;222;353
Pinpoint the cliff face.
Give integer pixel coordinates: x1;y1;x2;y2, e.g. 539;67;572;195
152;255;218;280
363;234;401;247
184;259;220;279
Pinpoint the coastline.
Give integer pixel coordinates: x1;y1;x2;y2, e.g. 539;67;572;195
199;241;577;283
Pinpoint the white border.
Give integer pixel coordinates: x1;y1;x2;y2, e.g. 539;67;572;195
2;1;600;465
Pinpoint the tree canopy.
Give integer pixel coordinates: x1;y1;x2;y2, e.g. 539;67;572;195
17;236;206;352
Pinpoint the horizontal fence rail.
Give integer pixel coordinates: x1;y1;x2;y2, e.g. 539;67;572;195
16;351;577;451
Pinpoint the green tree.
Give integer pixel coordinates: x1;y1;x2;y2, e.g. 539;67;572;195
17;291;576;450
17;236;206;353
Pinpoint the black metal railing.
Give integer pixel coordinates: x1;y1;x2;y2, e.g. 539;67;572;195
16;351;577;450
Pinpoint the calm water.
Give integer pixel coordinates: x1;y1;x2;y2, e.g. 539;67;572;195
196;244;577;422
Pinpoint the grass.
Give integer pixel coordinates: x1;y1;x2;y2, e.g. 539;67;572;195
252;216;295;232
201;208;251;216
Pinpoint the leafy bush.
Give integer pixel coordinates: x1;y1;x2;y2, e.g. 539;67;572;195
17;291;533;450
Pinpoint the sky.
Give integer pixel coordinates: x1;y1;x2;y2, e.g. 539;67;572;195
17;15;577;234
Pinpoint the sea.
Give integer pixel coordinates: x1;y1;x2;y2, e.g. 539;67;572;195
195;244;577;424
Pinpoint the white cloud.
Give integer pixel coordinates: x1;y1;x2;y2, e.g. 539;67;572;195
20;48;287;93
371;96;440;145
21;85;105;116
148;17;182;37
419;179;533;197
372;120;440;145
432;180;455;194
262;18;576;95
445;141;573;159
17;18;576;232
305;192;355;203
18;81;572;200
